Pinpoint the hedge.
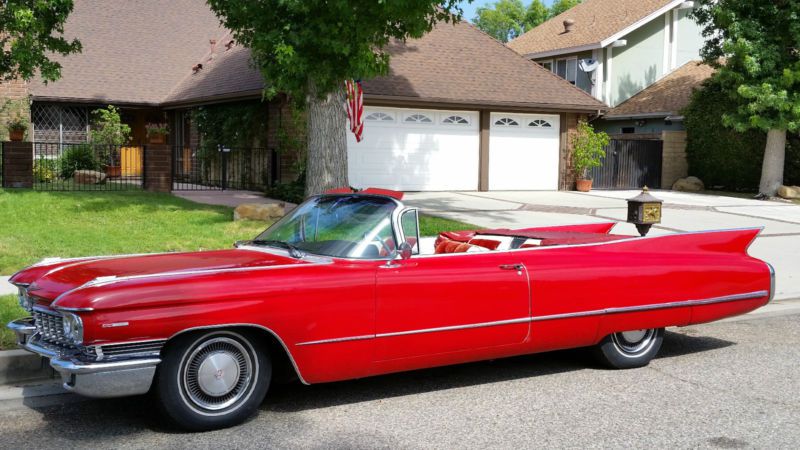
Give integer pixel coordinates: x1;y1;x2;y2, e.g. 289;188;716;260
683;77;800;191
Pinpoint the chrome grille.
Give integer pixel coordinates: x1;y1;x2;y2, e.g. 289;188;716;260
32;309;72;347
94;340;165;360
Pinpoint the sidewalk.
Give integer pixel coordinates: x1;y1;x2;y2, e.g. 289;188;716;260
1;277;14;296
405;190;800;301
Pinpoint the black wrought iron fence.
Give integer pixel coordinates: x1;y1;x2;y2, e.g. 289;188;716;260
173;145;277;191
33;142;144;191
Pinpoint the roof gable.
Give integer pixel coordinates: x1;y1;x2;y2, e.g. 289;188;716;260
361;21;605;111
508;0;680;58
605;61;714;118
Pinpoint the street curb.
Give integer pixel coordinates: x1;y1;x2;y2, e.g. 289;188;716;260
0;349;57;385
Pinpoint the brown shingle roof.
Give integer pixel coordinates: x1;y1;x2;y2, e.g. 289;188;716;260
362;21;605;111
29;2;604;112
508;0;677;57
605;61;714;118
29;0;225;105
163;42;265;106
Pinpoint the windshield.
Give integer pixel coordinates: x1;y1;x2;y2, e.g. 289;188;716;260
254;195;398;259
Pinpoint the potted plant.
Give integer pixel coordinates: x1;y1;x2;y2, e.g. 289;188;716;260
3;99;30;141
90;105;131;178
572;120;610;192
146;122;169;144
7;117;27;141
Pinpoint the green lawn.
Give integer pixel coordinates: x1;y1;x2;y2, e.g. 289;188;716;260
1;295;23;350
0;189;475;349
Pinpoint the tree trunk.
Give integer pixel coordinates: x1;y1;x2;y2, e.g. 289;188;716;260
305;82;349;197
758;128;786;197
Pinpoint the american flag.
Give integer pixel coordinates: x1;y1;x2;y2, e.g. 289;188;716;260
345;79;364;142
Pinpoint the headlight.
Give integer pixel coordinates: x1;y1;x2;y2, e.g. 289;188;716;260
62;312;84;345
17;287;34;312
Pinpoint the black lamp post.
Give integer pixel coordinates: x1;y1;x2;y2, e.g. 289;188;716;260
627;186;663;236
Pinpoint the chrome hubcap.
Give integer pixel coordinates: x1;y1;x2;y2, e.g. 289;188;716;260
620;329;647;343
182;336;254;411
611;328;656;355
197;351;241;396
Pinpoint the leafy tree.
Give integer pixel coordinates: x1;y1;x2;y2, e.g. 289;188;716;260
524;0;549;29
693;0;800;197
207;0;464;196
473;0;549;42
0;0;81;82
548;0;581;19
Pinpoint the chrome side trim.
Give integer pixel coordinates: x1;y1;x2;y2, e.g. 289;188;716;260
54;306;95;312
378;317;531;338
295;290;769;346
766;262;776;302
295;334;375;346
168;323;310;386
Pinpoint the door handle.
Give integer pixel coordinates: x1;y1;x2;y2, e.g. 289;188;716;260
499;264;524;275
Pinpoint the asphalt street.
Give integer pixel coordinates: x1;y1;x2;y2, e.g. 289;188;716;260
0;313;798;449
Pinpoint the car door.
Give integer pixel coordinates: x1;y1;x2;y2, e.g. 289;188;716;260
374;251;530;361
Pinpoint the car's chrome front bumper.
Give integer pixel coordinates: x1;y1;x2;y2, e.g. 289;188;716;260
8;317;160;398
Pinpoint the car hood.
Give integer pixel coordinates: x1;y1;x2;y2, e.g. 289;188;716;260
12;248;305;303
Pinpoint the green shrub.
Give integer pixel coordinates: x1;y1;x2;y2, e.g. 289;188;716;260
684;76;800;190
572;120;610;180
265;172;306;204
33;158;57;183
59;145;100;179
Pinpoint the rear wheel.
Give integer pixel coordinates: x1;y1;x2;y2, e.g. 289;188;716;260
592;328;664;369
154;330;271;430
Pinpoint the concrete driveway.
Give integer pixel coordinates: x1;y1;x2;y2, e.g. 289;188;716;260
405;190;800;301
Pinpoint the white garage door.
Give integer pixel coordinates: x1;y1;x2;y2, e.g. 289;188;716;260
489;112;560;190
347;107;479;191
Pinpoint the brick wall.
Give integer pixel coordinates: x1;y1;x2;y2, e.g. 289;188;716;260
143;144;172;192
0;78;30;141
661;130;688;189
559;113;586;190
2;141;33;188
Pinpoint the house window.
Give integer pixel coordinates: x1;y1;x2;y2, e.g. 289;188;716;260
540;60;553;72
555;57;578;85
528;119;553;128
494;117;519;126
404;113;433;123
621;127;635;134
442;115;469;125
31;103;90;148
365;112;394;122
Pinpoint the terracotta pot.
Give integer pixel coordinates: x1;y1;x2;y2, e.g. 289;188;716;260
576;178;593;192
8;128;24;141
105;165;121;178
148;133;166;145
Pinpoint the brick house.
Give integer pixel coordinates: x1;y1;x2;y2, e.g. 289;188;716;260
2;0;606;192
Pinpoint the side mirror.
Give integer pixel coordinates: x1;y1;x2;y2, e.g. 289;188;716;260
398;242;413;260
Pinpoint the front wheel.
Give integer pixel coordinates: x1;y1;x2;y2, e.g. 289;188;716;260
154;330;271;431
592;328;664;369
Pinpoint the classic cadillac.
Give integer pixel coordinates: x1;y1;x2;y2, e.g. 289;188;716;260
8;189;774;430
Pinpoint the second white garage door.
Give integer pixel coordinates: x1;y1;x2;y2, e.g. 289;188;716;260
489;113;560;190
347;107;479;191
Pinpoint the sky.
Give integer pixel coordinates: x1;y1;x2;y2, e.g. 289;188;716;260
459;0;558;22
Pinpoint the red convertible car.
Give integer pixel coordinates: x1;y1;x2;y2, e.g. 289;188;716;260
8;189;773;430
